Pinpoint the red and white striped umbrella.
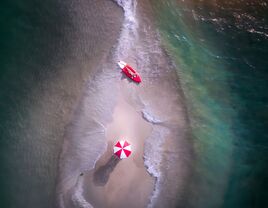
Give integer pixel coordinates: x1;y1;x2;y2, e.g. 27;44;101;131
113;140;132;159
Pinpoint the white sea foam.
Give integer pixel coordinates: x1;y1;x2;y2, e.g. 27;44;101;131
59;1;140;207
142;109;163;124
57;68;117;208
72;176;93;208
113;1;166;207
247;28;268;38
144;124;169;208
113;0;138;60
68;1;173;207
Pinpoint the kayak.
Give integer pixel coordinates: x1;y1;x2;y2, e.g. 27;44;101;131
117;61;142;83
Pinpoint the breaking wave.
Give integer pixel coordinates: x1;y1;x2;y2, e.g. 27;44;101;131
65;0;143;207
72;176;93;208
114;0;167;207
67;0;169;207
57;72;117;208
144;125;169;208
113;0;138;60
142;109;163;124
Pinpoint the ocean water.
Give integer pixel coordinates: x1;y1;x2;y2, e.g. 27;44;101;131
0;0;123;207
1;0;267;208
150;0;268;207
0;1;72;207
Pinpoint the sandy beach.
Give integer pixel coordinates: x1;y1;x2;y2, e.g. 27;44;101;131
56;0;192;207
2;0;266;207
83;91;155;208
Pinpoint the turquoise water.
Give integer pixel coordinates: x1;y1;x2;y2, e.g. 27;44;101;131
151;0;268;207
0;0;123;207
1;0;267;207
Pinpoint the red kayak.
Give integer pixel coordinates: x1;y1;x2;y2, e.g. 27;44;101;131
118;61;142;83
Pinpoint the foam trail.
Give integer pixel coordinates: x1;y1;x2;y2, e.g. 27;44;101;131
72;176;93;208
144;125;169;208
57;73;117;208
65;1;140;207
113;1;166;207
142;109;163;124
69;1;171;207
113;0;138;60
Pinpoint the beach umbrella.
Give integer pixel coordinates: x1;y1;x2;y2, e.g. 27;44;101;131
113;140;132;159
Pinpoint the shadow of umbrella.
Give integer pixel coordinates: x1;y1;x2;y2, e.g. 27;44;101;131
93;154;120;186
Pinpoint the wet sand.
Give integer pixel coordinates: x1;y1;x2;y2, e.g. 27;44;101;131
57;0;192;207
83;92;155;208
55;1;125;207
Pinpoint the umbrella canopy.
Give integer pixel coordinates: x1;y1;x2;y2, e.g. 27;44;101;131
113;140;132;159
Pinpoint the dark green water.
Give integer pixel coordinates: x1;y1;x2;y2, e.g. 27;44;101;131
0;0;79;207
151;0;268;207
0;1;67;207
1;0;267;207
0;0;123;207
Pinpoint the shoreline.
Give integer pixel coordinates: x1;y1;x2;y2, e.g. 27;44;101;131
83;92;155;208
56;0;193;207
55;1;125;207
